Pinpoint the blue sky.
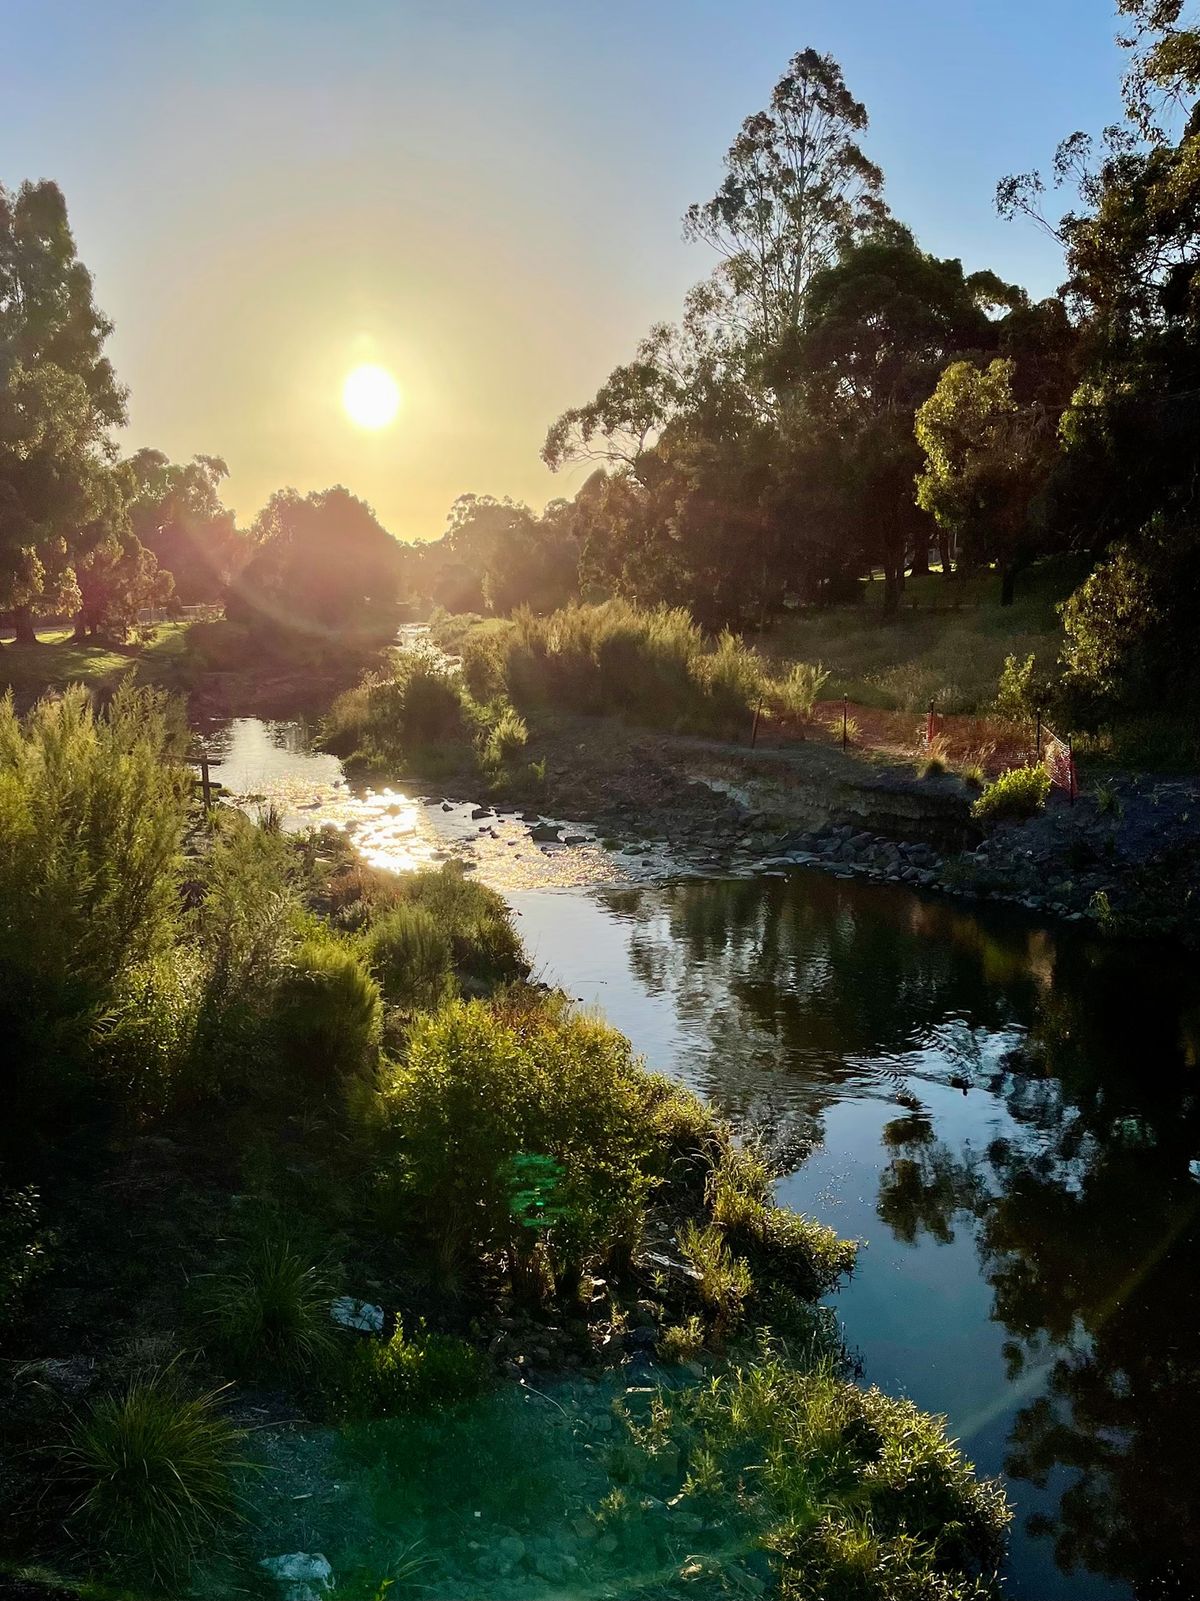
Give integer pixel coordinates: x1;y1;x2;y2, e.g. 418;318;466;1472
3;1;1128;537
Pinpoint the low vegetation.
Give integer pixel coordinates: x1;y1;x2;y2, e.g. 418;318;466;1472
971;764;1051;824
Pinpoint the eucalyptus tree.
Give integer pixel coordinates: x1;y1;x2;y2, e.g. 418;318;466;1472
0;180;129;641
683;48;888;355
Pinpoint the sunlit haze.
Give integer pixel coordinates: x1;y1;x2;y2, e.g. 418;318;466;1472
4;0;1124;540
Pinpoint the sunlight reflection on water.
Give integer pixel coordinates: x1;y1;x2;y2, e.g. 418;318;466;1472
198;715;655;892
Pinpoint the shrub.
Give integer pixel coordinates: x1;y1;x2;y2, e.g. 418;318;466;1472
203;1237;339;1379
482;704;529;767
0;684;190;1114
771;661;829;721
971;764;1050;824
365;904;454;1010
0;1186;48;1326
331;1320;485;1419
322;644;471;767
93;948;204;1112
188;816;301;1089
659;1315;706;1365
58;1371;245;1582
270;933;382;1094
391;864;526;989
384;998;653;1284
706;1143;857;1299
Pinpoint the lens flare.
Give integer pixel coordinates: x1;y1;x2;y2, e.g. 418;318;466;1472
342;363;401;429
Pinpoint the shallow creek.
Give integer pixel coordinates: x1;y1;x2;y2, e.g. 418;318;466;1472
203;716;1200;1601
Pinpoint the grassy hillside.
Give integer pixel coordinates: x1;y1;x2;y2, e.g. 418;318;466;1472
760;557;1088;715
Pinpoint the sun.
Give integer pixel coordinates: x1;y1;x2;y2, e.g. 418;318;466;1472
342;363;401;430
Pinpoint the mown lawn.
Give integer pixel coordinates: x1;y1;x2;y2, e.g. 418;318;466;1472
759;557;1088;714
0;622;194;701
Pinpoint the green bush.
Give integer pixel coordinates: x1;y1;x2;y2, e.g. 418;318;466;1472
384;996;653;1284
270;933;382;1095
678;1220;752;1345
482;704;528;767
631;1351;1009;1600
58;1371;245;1583
0;684;191;1114
438;599;768;736
365;904;454;1010
971;764;1051;824
331;1320;485;1419
658;1315;706;1365
390;864;526;989
203;1237;339;1379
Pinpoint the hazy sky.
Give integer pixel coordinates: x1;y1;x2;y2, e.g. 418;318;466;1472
5;1;1126;542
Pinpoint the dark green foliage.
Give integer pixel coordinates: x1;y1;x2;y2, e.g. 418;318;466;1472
434;600;768;737
226;485;403;635
203;1236;339;1380
269;933;382;1096
364;904;454;1010
971;764;1050;824
330;1320;485;1419
0;684;190;1120
0;1186;48;1328
384;996;653;1281
57;1372;245;1583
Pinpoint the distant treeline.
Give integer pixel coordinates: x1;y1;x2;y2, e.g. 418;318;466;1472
6;3;1200;730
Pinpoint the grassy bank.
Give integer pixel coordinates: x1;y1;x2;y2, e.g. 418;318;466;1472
758;560;1086;716
0;683;1008;1599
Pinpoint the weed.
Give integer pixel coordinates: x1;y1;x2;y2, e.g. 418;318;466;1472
331;1320;485;1419
659;1315;706;1364
678;1220;752;1346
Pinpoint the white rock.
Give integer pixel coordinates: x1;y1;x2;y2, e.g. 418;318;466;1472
261;1552;333;1601
330;1296;385;1333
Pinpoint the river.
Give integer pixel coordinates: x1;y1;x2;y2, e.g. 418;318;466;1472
204;715;1200;1600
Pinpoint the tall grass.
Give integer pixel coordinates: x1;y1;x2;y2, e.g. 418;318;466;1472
58;1371;246;1582
203;1237;339;1379
437;599;828;738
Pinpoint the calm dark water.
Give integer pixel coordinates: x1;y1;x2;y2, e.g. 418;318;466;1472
205;718;1200;1599
512;875;1200;1601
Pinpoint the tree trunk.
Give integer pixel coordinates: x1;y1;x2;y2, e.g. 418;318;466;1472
909;541;930;578
12;606;37;645
937;530;952;577
882;562;902;617
72;608;89;643
1000;547;1034;607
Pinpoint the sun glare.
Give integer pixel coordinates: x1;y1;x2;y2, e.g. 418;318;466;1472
342;363;401;430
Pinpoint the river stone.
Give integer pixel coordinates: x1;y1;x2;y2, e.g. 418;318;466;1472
529;822;561;842
260;1553;333;1600
497;1535;525;1563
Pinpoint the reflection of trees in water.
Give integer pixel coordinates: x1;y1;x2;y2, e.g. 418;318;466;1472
605;875;1044;1144
609;875;1200;1594
876;947;1200;1598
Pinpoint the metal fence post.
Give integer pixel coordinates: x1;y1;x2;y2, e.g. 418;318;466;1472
842;695;848;752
